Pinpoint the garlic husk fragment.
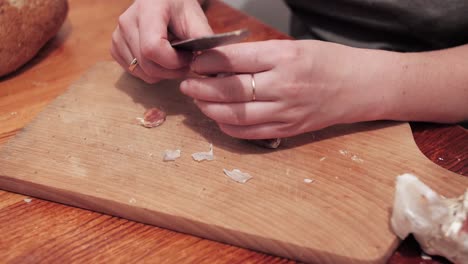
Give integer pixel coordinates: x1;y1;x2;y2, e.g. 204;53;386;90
137;107;166;128
391;173;468;263
304;178;314;184
192;144;214;162
223;169;252;184
163;149;181;161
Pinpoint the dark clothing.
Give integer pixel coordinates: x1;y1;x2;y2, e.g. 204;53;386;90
284;0;468;52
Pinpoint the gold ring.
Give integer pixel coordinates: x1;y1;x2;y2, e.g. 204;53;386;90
251;73;256;101
128;58;138;72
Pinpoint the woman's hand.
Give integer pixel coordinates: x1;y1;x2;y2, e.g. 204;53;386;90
180;40;394;139
111;0;213;84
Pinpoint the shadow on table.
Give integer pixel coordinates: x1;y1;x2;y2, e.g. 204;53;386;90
387;235;451;264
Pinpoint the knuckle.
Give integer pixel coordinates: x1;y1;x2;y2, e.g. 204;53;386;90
248;47;261;66
110;36;122;60
224;83;238;102
233;113;247;126
140;39;157;60
281;82;301;99
111;31;119;47
217;107;243;126
117;15;129;32
110;47;118;61
141;38;180;70
276;40;301;62
110;46;117;59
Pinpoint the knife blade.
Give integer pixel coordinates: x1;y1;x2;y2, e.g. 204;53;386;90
171;29;250;52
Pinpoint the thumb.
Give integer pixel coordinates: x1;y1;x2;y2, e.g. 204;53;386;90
169;0;214;40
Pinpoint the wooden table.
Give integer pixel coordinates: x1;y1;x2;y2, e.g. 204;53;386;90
0;0;466;263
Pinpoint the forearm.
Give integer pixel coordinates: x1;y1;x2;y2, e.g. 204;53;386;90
360;45;468;123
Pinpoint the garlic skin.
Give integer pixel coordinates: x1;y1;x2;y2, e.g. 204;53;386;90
391;174;468;263
223;169;252;184
163;149;181;162
137;107;166;128
191;144;214;162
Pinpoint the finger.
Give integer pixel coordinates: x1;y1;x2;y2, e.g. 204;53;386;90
138;3;192;70
180;72;277;102
191;40;282;75
118;6;188;79
111;28;161;84
194;100;285;126
169;0;213;39
218;122;291;140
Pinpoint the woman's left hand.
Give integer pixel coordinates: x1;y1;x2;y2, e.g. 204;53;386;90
180;40;394;139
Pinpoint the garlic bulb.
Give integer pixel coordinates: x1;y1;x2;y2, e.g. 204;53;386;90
391;174;468;263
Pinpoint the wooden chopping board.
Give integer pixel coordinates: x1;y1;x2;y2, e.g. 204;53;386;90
0;62;466;263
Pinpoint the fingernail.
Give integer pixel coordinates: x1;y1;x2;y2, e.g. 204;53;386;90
180;80;188;93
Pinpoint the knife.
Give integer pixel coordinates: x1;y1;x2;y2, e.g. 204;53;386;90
172;29;281;149
171;29;250;51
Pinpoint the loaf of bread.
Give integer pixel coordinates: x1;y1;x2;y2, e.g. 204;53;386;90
0;0;68;77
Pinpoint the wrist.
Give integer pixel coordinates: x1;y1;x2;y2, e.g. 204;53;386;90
370;49;468;123
346;48;405;123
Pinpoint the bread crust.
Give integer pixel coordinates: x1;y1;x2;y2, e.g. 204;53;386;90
0;0;68;77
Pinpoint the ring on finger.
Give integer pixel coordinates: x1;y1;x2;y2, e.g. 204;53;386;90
251;73;256;101
128;58;138;72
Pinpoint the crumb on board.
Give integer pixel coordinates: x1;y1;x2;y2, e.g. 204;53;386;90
137;107;166;128
319;157;326;162
23;198;32;203
339;149;349;156
351;155;364;163
339;149;364;163
304;178;314;184
192;144;214;162
223;169;252;184
129;198;137;204
163;149;181;161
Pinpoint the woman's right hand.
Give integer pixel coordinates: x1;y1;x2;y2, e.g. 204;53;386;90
111;0;213;84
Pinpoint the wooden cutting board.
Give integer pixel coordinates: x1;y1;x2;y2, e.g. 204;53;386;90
0;62;466;263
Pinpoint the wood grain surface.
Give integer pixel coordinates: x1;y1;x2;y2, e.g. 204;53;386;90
3;61;467;263
0;0;466;263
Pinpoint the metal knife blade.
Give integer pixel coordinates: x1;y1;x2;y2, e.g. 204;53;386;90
171;29;250;52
